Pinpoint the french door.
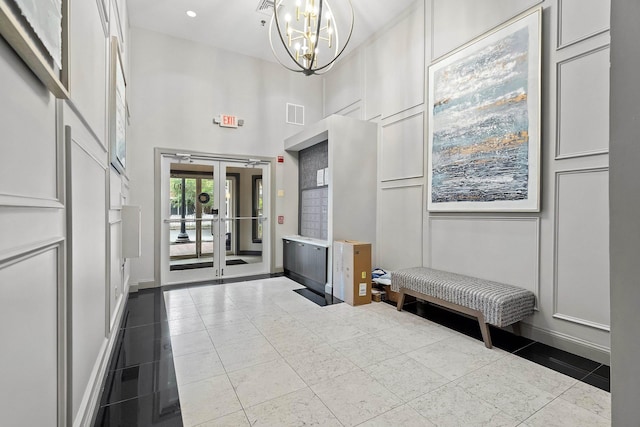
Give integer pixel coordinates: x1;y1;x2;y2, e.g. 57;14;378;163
160;154;270;286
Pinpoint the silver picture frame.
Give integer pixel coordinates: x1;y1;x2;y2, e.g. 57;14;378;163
427;7;542;212
110;36;127;175
0;0;69;98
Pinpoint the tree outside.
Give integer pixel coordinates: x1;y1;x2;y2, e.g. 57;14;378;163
170;177;214;215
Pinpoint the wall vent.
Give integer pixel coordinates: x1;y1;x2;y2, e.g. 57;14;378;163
256;0;276;16
286;103;305;126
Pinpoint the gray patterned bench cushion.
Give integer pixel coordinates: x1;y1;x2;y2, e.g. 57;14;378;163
391;267;535;327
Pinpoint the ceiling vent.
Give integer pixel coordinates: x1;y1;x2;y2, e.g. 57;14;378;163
286;103;304;126
256;0;276;16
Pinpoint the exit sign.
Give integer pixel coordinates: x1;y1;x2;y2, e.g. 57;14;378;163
220;114;238;128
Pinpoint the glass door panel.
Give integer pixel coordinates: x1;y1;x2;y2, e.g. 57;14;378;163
161;155;270;285
221;162;269;276
161;157;219;285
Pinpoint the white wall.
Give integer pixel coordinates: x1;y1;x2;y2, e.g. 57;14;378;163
0;0;132;425
610;0;640;423
127;28;323;286
322;0;611;363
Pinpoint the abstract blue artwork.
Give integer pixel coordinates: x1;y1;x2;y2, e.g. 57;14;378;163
427;8;541;212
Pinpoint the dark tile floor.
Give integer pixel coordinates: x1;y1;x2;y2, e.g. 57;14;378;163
93;280;610;426
93;289;183;427
398;299;611;392
93;274;284;426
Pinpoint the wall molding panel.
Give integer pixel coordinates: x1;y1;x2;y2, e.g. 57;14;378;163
0;240;66;426
64;107;108;164
0;95;61;206
0;236;64;266
66;125;109;426
66;99;108;153
323;51;363;117
555;44;610;160
428;216;541;305
431;0;542;61
553;167;610;331
363;0;425;121
68;0;110;148
334;100;363;120
377;184;424;270
557;0;610;50
0;194;65;209
0;100;65;208
380;111;424;182
553;313;610;332
108;219;123;333
96;0;109;36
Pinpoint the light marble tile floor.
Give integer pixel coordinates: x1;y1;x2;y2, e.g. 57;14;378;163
165;277;611;426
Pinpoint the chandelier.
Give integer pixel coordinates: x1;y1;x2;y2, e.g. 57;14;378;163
269;0;354;76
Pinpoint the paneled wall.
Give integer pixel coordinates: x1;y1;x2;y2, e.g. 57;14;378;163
323;0;611;363
0;0;132;425
0;33;64;425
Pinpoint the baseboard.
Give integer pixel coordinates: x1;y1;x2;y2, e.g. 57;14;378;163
520;322;611;365
75;291;130;427
137;280;158;290
238;250;262;256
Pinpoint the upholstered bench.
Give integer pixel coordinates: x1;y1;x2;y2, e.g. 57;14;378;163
391;267;535;348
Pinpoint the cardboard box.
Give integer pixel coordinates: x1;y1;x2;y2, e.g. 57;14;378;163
333;240;372;306
371;289;385;302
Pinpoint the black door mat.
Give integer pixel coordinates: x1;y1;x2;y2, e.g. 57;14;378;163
226;259;248;265
294;288;342;307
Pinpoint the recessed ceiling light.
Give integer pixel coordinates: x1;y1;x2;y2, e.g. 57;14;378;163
186;10;197;18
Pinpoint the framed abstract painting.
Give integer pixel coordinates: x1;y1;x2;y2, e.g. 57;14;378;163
427;7;541;212
0;0;69;98
110;36;127;175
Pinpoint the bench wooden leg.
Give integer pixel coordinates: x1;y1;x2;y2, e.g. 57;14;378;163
394;286;495;349
396;289;406;311
477;314;493;349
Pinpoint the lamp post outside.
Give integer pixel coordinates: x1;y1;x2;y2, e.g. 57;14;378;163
175;178;191;243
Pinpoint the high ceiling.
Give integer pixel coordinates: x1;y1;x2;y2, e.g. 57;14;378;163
127;0;417;64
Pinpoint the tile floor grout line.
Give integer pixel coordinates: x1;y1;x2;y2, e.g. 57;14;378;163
580;362;605;381
195;288;247;424
162;279;611;426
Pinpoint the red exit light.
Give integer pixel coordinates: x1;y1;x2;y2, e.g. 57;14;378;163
220;115;238;128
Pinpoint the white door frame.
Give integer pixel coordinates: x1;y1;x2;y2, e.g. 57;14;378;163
154;148;274;287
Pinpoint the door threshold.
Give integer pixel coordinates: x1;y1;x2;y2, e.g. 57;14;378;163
161;273;284;291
